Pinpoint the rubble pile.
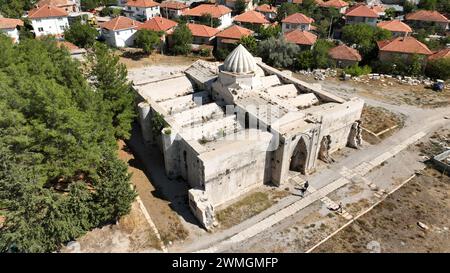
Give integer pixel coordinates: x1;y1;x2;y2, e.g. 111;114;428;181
298;69;441;88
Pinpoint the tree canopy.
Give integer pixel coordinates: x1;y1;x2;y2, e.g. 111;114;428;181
0;35;136;252
64;21;99;49
135;29;162;54
258;36;300;68
170;24;193;55
342;24;392;62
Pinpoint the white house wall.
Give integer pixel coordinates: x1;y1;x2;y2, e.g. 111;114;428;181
31;17;69;37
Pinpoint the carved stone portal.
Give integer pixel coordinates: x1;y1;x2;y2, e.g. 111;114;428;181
319;135;335;163
348;120;363;149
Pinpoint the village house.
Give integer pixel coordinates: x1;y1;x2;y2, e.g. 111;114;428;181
0;18;24;43
405;10;449;31
428;48;450;62
28;4;69;37
124;0;160;22
255;4;277;21
328;44;362;67
377;36;433;62
134;45;364;229
138;16;177;50
318;0;349;14
56;40;86;60
284;29;317;50
344;4;379;26
216;24;253;49
36;0;80;13
159;1;188;19
100;16;142;48
281;13;314;33
187;23;219;46
233;10;269;29
182;4;233;29
377;20;412;38
222;0;253;12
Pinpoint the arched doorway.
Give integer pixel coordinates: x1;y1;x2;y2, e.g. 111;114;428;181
289;137;308;174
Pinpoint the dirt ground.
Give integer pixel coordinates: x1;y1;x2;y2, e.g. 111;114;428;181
294;74;450;108
61;201;161;253
314;129;450;253
314;167;450;253
117;140;189;245
116;49;212;69
361;105;405;144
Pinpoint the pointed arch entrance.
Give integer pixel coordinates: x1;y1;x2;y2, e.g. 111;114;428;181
289;137;309;174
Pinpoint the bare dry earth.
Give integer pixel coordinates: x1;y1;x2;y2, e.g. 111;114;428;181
294;74;450;108
314;168;450;253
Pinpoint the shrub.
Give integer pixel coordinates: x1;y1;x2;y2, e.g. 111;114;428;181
134;29;161;54
425;58;450;80
343;65;372;77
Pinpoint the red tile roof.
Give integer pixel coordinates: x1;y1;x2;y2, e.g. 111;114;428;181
126;0;159;8
428;48;450;61
28;4;68;19
0;18;24;29
187;23;219;37
160;1;188;10
255;4;277;13
377;36;433;55
284;29;317;46
319;0;349;8
345;4;378;18
282;13;314;24
405;10;449;23
377;20;412;33
56;41;80;52
138;16;177;32
182;4;232;18
216;24;253;40
100;16;142;31
234;10;269;25
329;44;362;61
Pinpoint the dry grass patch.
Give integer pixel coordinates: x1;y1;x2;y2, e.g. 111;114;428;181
216;189;289;230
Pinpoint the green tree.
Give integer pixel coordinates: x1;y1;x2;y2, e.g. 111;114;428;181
276;3;300;22
403;0;416;14
235;0;247;14
256;24;281;40
258;36;300;68
296;39;334;70
88;43;136;139
198;13;220;28
64;21;98;48
170;24;193;55
99;6;122;17
425;58;450;80
419;0;438;10
0;0;34;18
238;35;258;55
134;29;162;54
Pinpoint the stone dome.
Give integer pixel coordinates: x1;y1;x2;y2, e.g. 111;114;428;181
222;44;257;74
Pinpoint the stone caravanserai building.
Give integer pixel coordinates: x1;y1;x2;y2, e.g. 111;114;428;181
135;45;364;229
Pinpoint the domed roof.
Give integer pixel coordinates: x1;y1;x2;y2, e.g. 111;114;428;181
222;44;257;74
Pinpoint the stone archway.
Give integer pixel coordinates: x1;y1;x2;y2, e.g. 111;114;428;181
289;137;309;174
